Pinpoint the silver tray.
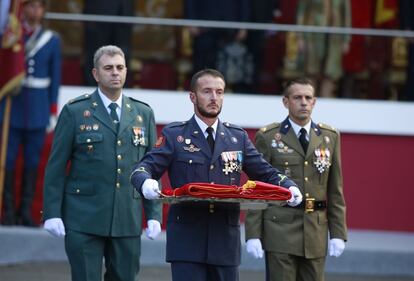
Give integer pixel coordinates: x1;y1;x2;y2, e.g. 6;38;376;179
156;196;287;210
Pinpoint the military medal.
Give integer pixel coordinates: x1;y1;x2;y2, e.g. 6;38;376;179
221;151;242;175
132;126;146;146
92;124;99;130
271;140;277;148
79;124;85;131
314;148;331;173
86;125;92;131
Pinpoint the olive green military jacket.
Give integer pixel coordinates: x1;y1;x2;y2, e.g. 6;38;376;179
245;118;347;258
43;90;162;237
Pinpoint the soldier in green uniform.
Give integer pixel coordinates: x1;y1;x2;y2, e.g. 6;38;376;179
245;78;347;281
42;45;162;281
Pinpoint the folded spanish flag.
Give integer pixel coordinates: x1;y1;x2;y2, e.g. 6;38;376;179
161;180;291;201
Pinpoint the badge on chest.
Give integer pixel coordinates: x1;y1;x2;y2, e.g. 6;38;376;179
221;151;243;175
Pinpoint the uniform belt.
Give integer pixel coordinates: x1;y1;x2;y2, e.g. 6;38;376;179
23;76;51;88
285;198;327;213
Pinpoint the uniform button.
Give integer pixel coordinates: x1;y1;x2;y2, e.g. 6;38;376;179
116;183;120;188
210;182;215;184
28;59;35;66
189;159;193;164
117;168;122;174
86;138;91;143
272;216;277;221
76;189;80;194
304;161;308;166
284;161;289;166
306;193;310;197
117;140;122;146
304;177;308;182
209;203;214;213
117;154;122;160
176;216;180;221
28;67;34;73
210;165;214;170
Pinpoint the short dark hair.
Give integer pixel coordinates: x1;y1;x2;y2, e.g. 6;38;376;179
190;69;225;92
93;45;125;68
282;77;315;97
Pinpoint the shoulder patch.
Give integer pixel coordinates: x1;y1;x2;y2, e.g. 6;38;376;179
128;96;151;108
68;93;91;104
260;122;280;133
318;123;338;133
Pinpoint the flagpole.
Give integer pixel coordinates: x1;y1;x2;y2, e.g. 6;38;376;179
0;96;12;216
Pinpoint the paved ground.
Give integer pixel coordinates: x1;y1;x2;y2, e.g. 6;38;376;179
1;262;413;281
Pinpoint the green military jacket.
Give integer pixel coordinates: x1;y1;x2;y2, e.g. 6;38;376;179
43;90;161;237
245;118;347;258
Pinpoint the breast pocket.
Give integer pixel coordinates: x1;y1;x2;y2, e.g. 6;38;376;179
176;155;205;182
272;156;302;183
76;133;104;160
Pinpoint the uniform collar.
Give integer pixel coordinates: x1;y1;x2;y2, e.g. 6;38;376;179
193;114;218;139
98;88;123;111
289;118;311;138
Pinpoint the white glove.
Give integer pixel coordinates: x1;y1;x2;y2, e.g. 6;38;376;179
329;238;345;257
145;219;161;240
43;218;66;237
142;179;160;199
246;238;264;259
287;186;303;207
46;114;58;133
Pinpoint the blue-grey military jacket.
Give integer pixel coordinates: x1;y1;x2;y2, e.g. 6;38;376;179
131;115;296;266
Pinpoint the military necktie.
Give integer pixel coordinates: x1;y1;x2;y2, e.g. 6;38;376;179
206;127;215;152
108;103;119;131
299;128;309;153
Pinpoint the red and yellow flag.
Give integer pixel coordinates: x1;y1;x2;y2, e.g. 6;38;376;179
0;0;25;101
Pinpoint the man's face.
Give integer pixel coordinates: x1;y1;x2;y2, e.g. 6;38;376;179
92;54;126;93
23;1;45;25
190;75;225;119
283;83;316;125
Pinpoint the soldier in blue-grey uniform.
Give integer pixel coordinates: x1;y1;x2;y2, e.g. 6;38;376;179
42;45;162;281
0;0;60;226
130;69;303;281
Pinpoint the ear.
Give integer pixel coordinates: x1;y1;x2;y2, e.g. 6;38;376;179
282;96;289;109
92;68;99;82
189;91;196;105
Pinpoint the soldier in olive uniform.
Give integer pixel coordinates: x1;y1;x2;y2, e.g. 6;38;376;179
42;45;162;281
245;78;347;281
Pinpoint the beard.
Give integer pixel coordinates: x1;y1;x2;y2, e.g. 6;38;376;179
196;103;221;119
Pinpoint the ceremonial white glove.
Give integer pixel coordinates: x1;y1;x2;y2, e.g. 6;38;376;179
43;218;66;237
329;238;345;257
287;186;303;207
145;219;161;240
246;238;264;259
46;114;58;133
142;179;161;199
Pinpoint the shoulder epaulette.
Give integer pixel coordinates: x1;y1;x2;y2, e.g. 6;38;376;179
318;123;338;133
68;93;91;104
222;121;244;131
260;122;280;133
128;96;151;108
165;121;187;128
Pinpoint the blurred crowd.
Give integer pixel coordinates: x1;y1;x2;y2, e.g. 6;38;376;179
46;0;414;101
